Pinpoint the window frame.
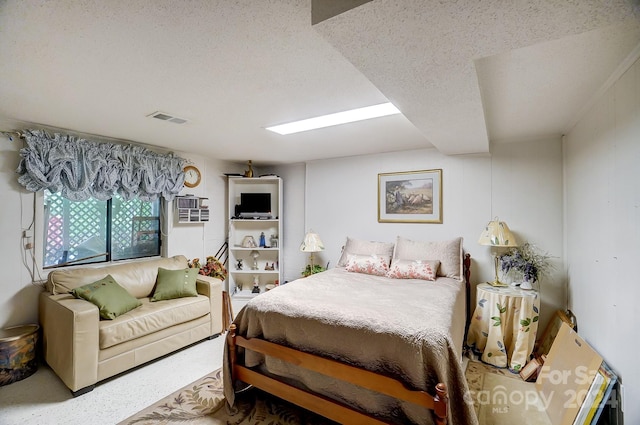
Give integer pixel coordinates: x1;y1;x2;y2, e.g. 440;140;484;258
36;192;165;271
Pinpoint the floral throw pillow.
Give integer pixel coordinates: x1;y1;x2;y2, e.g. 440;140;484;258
345;254;390;276
386;259;440;281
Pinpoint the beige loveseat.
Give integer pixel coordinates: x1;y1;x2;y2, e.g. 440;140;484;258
39;255;223;396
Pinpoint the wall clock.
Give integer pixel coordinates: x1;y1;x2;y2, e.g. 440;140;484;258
183;165;201;188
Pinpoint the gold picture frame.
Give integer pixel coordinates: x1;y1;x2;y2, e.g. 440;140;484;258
378;169;443;223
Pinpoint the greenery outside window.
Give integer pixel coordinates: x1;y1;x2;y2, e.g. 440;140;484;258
43;191;161;268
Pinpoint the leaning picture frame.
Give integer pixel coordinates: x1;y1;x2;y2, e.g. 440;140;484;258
534;309;576;358
378;169;442;223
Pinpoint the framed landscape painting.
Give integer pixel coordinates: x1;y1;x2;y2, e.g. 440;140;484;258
378;169;442;223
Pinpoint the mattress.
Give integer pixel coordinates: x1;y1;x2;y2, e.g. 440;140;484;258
224;267;477;425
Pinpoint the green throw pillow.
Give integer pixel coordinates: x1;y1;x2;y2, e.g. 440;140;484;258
71;275;141;320
151;267;199;301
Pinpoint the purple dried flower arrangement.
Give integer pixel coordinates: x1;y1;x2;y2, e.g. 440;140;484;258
499;243;553;283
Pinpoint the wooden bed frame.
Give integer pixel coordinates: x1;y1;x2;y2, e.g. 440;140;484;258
227;253;472;425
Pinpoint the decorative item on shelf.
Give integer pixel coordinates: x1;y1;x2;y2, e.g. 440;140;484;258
300;230;325;277
236;259;243;270
499;242;554;290
241;235;257;248
478;217;518;287
250;250;260;270
264;262;275;271
270;234;278;248
252;275;260;293
244;160;253;177
188;256;227;281
265;283;275;291
259;232;266;248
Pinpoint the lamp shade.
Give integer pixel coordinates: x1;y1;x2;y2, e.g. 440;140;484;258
478;219;517;247
300;231;324;252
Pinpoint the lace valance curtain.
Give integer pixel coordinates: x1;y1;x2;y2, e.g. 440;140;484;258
16;129;186;201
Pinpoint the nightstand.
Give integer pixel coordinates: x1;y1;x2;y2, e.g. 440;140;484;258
466;283;540;372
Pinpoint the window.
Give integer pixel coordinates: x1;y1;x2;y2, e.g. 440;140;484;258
43;191;161;268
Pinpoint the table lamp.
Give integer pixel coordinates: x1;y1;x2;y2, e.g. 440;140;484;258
300;230;324;271
478;218;517;286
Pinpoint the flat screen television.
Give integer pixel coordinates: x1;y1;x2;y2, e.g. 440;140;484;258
239;193;271;217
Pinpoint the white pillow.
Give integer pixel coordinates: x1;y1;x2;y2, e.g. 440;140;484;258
393;236;463;279
387;259;440;281
337;237;394;268
345;254;390;276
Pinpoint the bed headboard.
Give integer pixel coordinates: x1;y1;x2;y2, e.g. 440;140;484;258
463;253;472;347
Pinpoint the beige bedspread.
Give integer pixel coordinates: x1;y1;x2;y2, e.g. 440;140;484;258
224;268;477;425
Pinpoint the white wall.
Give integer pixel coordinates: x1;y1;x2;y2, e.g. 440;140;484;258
302;140;565;330
565;57;640;423
263;163;307;283
0;128;242;327
0;130;42;328
164;153;240;264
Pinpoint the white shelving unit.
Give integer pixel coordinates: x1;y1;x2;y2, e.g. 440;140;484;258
227;176;282;298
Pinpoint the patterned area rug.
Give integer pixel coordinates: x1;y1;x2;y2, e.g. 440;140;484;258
464;355;521;416
119;358;518;424
117;368;336;425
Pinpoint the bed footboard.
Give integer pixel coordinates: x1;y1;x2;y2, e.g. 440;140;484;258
228;324;448;425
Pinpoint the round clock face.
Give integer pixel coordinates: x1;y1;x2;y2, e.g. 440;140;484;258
183;165;201;188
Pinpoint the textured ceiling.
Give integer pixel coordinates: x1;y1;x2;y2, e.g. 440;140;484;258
0;0;638;164
314;0;640;154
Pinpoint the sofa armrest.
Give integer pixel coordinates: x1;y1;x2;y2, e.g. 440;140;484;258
196;275;224;335
39;291;100;392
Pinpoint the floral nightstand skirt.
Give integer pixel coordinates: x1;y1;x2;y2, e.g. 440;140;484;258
466;283;540;372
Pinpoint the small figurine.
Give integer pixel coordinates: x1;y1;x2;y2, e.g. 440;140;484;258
244;160;254;177
259;232;266;248
236;259;243;270
270;234;278;248
265;262;274;271
241;235;257;248
250;250;260;270
252;275;260;293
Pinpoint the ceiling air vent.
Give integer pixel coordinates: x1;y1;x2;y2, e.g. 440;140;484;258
147;111;188;124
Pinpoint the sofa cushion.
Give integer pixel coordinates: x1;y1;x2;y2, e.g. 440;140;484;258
46;255;189;297
151;267;199;301
71;275;142;320
98;295;210;349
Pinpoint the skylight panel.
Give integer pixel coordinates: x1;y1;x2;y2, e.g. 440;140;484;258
265;102;400;135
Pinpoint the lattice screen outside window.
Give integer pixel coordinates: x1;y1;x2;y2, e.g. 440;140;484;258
43;191;160;268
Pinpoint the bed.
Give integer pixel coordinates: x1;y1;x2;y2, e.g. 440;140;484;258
224;236;477;425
